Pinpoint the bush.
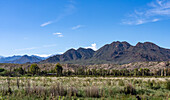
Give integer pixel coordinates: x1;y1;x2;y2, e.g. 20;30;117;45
14;67;25;75
153;82;161;90
148;80;153;88
133;80;139;84
124;84;136;95
67;87;79;97
29;64;40;75
0;68;5;72
55;63;63;76
85;87;100;98
118;80;125;86
49;83;67;96
166;80;170;90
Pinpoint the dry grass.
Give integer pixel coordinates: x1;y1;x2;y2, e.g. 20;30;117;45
0;77;169;99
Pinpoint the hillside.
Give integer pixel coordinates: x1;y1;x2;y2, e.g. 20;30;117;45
0;56;22;63
42;48;95;63
10;55;42;64
0;55;46;64
41;41;170;64
0;61;169;72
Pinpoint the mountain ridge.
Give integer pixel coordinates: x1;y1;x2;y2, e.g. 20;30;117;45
0;55;47;64
41;41;170;64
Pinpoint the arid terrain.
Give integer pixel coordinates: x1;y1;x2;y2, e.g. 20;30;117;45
0;61;169;73
0;77;169;99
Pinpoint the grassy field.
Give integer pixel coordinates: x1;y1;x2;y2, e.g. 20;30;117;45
0;77;169;100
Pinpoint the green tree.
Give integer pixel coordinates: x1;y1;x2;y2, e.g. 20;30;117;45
17;67;25;75
78;68;85;75
87;69;92;75
29;64;40;76
0;68;5;72
134;69;138;76
144;68;150;76
140;68;144;76
55;63;63;76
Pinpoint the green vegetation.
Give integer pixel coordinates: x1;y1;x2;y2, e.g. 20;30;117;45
55;63;63;76
29;64;40;76
0;68;5;72
0;63;169;77
0;62;169;99
0;77;169;99
14;67;25;75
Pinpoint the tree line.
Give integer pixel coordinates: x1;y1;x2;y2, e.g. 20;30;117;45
0;63;169;77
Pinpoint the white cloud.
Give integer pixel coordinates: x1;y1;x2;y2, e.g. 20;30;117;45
58;52;64;54
152;18;160;22
71;25;83;30
33;54;52;57
14;44;57;52
53;32;62;35
58;34;64;37
40;21;52;27
122;0;170;25
53;32;63;37
85;43;97;51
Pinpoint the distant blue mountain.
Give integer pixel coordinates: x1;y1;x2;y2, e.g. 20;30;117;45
0;56;3;59
0;55;48;64
0;55;22;63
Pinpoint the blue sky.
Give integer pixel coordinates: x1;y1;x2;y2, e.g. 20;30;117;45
0;0;170;57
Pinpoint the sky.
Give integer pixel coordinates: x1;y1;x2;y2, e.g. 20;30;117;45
0;0;170;57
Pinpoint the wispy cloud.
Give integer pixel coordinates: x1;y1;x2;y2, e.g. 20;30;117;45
14;44;57;52
40;21;52;27
53;32;64;37
85;43;97;51
53;32;62;35
122;0;170;25
71;25;83;30
58;34;64;37
14;47;38;51
40;0;76;27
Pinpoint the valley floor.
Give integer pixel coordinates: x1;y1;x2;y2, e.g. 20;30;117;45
0;77;169;100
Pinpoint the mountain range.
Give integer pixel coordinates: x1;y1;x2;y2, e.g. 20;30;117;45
0;55;46;64
41;41;170;64
1;41;170;65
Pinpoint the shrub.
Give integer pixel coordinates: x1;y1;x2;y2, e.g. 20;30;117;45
133;80;139;84
124;84;136;95
153;82;161;90
55;63;63;76
15;67;25;75
29;64;40;75
118;80;125;86
67;87;79;97
0;68;5;72
148;80;153;88
85;86;100;98
166;80;170;90
49;83;67;96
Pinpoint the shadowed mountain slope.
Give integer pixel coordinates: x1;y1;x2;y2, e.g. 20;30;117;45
41;41;170;64
42;48;95;63
11;55;42;64
0;55;46;64
0;56;22;63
